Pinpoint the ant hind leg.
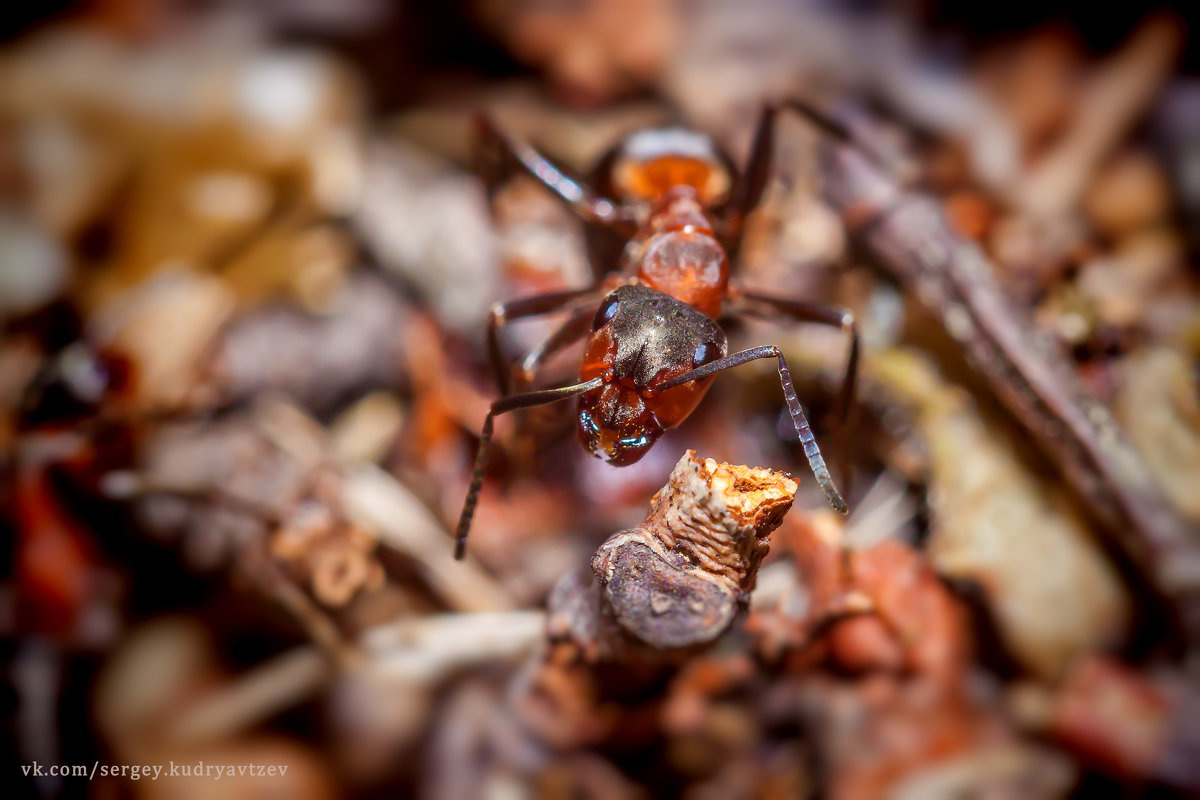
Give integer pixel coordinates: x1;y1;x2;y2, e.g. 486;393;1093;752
474;114;628;227
720;97;910;261
723;101;780;261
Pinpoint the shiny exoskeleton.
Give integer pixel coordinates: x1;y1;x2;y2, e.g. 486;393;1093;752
456;103;861;559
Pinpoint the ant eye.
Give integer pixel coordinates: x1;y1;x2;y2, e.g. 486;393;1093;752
693;340;722;367
593;294;620;329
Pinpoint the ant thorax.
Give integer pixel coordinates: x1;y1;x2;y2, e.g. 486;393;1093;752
621;186;730;318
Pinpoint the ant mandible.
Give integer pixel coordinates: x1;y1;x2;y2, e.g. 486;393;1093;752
455;101;862;559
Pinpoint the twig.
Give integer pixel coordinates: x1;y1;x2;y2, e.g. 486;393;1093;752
241;543;353;656
1011;16;1182;219
340;464;516;613
165;646;329;745
821;137;1200;643
548;451;797;661
252;397;517;613
506;452;798;752
163;611;545;746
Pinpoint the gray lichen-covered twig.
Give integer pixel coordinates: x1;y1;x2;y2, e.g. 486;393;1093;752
548;451;798;661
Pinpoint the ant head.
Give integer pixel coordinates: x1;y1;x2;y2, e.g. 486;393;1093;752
593;127;734;209
577;285;727;465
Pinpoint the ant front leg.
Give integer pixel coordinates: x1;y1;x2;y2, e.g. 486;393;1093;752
732;290;859;497
475;114;631;228
515;305;596;391
657;345;848;515
487;287;600;395
455;377;604;559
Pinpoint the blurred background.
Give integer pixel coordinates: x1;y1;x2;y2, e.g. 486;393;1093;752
2;1;1199;798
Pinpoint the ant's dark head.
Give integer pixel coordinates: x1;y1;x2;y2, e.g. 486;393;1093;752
594;127;734;208
576;285;727;465
19;342;130;429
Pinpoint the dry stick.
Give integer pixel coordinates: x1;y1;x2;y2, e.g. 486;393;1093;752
253;397;516;613
102;469;354;658
341;463;516;613
549;451;798;660
1011;15;1183;219
108;397;515;614
165;646;330;744
520;453;802;752
164;611;546;745
245;545;353;656
820;142;1200;642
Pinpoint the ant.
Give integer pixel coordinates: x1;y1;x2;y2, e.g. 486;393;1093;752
455;101;867;560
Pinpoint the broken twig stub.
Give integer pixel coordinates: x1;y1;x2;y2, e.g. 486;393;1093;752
549;451;798;658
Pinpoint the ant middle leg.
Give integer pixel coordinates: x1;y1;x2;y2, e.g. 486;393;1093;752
514;305;595;391
499;304;598;480
732;290;859;497
657;345;848;515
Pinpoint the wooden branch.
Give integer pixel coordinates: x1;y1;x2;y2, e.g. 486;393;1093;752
1011;16;1182;219
549;451;797;660
164;611;546;746
820;141;1200;643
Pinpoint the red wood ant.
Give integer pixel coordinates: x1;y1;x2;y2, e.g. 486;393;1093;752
455;102;863;559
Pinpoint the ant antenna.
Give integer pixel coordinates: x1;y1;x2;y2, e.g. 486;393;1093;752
659;345;848;514
455;377;604;559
